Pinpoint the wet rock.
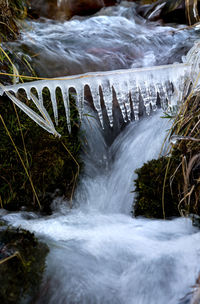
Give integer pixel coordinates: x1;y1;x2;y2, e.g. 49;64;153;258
191;214;200;228
28;0;57;19
133;157;181;219
28;0;139;20
62;0;105;18
104;0;118;6
29;0;106;19
0;226;49;304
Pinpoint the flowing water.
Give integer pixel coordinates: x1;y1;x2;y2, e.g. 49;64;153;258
2;111;200;304
11;2;199;77
2;2;200;303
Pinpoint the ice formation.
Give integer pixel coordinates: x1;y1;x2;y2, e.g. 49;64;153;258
1;40;200;136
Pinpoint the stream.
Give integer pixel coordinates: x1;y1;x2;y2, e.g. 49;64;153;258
2;1;200;303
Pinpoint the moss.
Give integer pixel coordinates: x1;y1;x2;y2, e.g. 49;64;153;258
0;90;81;213
133;157;182;219
0;0;27;41
0;0;30;84
0;226;49;304
133;90;200;219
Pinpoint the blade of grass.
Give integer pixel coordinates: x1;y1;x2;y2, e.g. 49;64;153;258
0;113;41;209
0;45;20;84
61;141;80;207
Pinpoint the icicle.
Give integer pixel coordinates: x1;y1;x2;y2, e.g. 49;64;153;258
89;83;104;128
101;79;114;127
75;85;84;121
0;86;3;96
113;79;130;122
122;77;132;122
30;92;56;130
182;75;192;98
36;87;44;105
0;84;60;137
25;88;31;100
148;84;158;112
164;81;174;107
130;80;140;120
139;81;152;115
60;85;71;133
155;83;169;110
48;85;58;126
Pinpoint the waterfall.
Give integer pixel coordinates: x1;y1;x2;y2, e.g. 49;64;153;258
1;111;200;304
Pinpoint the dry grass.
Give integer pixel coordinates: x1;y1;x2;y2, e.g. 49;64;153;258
144;0;200;25
163;85;200;216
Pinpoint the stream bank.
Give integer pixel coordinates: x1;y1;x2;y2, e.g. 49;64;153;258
0;223;49;304
0;0;82;213
133;87;200;221
0;2;81;303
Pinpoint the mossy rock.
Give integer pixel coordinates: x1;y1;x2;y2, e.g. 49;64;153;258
133;157;182;219
0;0;27;41
0;90;81;213
0;226;49;304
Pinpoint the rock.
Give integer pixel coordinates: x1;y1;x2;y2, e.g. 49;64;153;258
29;0;129;20
0;226;49;304
190;214;200;228
133;157;181;219
29;0;106;19
28;0;57;19
104;0;118;6
61;0;105;18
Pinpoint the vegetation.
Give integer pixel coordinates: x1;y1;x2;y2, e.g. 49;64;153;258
0;87;81;212
166;90;200;216
133;0;200;218
0;0;29;84
0;0;27;41
0;224;49;304
133;90;200;219
0;2;81;301
143;0;200;25
134;157;181;218
0;0;82;213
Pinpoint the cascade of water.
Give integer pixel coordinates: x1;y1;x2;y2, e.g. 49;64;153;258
75;110;170;214
1;111;200;304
